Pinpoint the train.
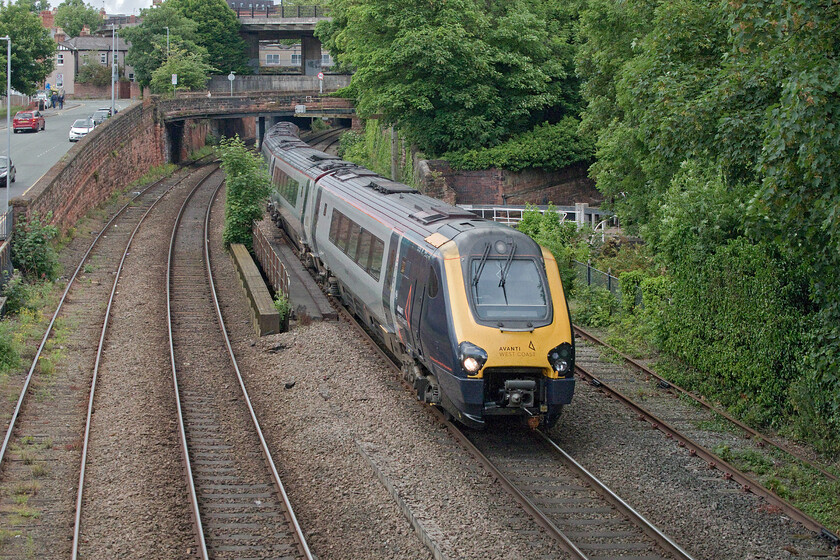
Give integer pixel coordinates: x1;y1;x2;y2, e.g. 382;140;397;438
262;122;575;428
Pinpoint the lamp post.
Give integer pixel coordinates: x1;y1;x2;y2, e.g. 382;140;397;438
110;25;116;116
1;36;10;226
164;26;169;59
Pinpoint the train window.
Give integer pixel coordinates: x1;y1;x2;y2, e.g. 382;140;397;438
356;231;373;274
322;204;327;216
272;166;299;206
369;237;384;280
329;210;385;280
428;266;439;298
346;224;362;261
470;259;549;320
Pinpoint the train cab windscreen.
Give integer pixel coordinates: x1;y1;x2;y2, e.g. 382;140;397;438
470;258;550;321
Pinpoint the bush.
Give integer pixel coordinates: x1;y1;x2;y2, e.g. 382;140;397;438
444;118;594;172
0;320;21;375
516;204;588;291
1;271;33;315
11;212;59;281
273;292;291;321
219;136;271;250
572;285;618;328
661;239;807;427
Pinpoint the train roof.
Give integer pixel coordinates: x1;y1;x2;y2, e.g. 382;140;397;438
264;122;534;249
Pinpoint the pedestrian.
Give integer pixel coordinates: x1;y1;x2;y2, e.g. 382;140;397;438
59;88;65;109
50;92;57;108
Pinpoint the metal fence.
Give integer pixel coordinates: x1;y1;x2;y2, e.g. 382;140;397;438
234;4;330;18
573;260;622;302
252;222;290;299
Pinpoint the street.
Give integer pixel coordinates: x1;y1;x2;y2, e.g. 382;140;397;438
1;98;131;203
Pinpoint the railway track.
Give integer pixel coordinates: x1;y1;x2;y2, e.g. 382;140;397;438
0;161;213;558
301;127;345;154
573;325;840;545
333;303;695;560
166;167;312;559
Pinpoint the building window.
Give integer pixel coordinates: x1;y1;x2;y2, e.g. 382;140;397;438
100;52;107;64
57;53;64;65
291;53;301;65
113;52;118;63
82;54;89;64
321;54;331;66
128;73;135;82
266;53;279;65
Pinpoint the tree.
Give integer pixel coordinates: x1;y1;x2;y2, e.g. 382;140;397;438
54;0;102;38
122;1;206;89
169;0;248;75
16;0;51;14
149;48;216;94
0;2;55;94
316;0;582;156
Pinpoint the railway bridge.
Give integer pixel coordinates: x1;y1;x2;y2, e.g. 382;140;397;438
11;91;356;237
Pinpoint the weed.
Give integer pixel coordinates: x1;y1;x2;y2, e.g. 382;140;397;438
30;463;49;478
83;264;93;274
13;481;40;496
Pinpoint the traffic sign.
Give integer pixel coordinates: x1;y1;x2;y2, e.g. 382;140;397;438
171;74;177;85
317;72;324;80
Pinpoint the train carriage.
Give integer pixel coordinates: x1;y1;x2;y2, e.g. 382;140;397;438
263;122;575;428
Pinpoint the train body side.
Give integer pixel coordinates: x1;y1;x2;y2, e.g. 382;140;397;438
262;122;575;428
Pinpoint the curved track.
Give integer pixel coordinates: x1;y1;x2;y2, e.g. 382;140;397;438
0;161;211;558
573;326;840;545
166;169;313;559
335;304;694;560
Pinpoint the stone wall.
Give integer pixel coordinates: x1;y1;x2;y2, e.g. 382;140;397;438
72;81;137;100
13;98;204;234
419;160;602;207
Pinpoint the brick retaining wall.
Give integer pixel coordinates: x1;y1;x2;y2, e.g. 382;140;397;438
419;160;602;207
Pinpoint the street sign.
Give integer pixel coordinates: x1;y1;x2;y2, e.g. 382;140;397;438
228;72;235;82
317;72;324;80
171;74;177;85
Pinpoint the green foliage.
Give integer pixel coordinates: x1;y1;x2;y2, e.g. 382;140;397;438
169;0;248;75
661;238;807;428
317;0;583;156
76;62;123;86
150;48;217;94
336;129;363;160
445;118;593;172
16;0;51;14
122;2;206;89
617;270;644;314
1;271;34;315
0;2;56;94
54;0;102;37
219;136;271;249
516;204;587;291
11;212;59;281
273;292;291;322
572;285;617;328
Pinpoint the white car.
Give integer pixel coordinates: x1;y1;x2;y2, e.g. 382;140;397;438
69;118;95;142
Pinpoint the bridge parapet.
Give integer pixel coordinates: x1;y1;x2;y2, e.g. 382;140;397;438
157;93;355;121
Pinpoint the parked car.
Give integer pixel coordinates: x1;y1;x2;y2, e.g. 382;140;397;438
0;156;15;187
34;90;49;102
69;118;95;142
90;110;111;126
99;106;118;115
13;110;45;133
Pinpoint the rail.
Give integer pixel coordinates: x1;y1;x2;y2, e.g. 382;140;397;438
235;4;330;18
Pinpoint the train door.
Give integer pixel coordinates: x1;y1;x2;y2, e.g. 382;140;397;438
300;179;313;246
418;259;453;372
394;240;428;357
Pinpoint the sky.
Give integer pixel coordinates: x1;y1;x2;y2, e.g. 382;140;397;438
100;0;152;16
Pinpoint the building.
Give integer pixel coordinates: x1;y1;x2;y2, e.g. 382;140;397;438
260;42;333;70
42;34;134;98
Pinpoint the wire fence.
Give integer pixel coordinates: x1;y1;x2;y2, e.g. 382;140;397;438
573;260;622;302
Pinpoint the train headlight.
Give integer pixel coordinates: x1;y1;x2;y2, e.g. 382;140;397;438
548;343;574;377
458;342;488;375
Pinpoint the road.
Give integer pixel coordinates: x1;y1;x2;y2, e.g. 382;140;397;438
1;99;131;204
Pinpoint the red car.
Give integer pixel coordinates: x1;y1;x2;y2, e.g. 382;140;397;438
13;110;45;133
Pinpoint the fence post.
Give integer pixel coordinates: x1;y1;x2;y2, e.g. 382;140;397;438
607;267;612;293
587;260;592;287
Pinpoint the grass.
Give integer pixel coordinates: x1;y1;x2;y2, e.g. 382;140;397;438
189;145;217;161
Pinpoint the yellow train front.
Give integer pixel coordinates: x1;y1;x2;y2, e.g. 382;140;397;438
396;225;575;429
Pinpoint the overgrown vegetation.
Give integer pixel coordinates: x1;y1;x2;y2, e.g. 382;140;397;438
218;135;271;250
11;212;59;281
445;118;593;172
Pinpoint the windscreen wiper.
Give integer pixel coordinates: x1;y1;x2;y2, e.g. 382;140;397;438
472;242;492;286
498;242;517;287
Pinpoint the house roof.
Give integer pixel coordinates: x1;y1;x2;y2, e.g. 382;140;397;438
62;36;129;51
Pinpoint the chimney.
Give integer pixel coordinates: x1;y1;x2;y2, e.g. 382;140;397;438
80;25;90;36
40;9;54;28
55;30;66;43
